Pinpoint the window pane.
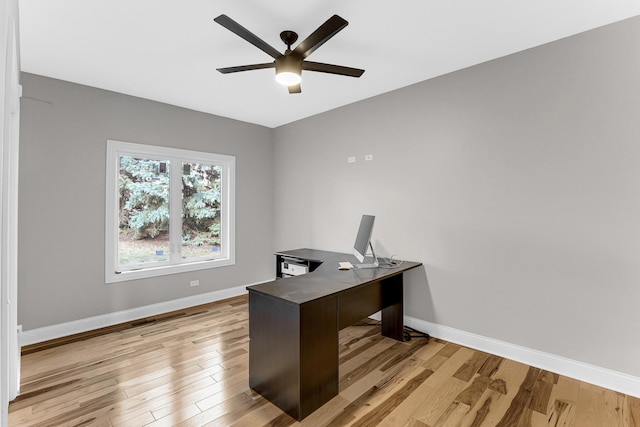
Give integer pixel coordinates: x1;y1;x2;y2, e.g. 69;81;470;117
181;162;222;260
118;156;170;268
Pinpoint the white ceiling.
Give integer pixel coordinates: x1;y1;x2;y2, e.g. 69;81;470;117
18;1;640;128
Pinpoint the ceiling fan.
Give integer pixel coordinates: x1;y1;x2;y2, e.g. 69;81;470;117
214;14;365;94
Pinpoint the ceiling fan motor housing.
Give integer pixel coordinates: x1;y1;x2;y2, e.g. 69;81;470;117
275;54;303;83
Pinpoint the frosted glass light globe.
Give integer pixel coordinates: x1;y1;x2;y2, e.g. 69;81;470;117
276;71;301;86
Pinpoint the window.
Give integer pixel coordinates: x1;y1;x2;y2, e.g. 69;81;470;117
106;140;235;283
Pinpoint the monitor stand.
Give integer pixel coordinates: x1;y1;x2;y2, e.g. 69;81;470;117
355;242;379;269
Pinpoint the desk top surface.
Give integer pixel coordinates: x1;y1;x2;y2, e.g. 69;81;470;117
248;249;422;305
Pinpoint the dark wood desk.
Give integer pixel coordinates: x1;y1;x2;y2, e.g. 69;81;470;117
246;249;422;420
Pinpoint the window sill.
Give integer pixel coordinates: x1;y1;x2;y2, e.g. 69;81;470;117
105;257;235;284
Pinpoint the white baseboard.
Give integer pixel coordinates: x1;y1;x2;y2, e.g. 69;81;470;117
18;282;257;347
404;316;640;399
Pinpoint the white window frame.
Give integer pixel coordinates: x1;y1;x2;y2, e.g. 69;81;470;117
105;140;235;283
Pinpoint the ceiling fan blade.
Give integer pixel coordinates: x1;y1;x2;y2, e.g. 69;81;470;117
288;84;302;94
302;61;365;77
292;15;348;59
214;15;282;59
217;62;275;74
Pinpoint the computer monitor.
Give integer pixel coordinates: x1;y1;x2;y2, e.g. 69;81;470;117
353;214;379;268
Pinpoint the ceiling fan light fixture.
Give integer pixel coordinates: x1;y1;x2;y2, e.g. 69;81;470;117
275;71;301;86
275;55;302;86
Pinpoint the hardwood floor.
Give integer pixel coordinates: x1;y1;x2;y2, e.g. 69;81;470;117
9;295;640;426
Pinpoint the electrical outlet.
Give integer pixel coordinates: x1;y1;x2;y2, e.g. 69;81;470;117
347;156;356;164
190;280;199;287
17;325;22;333
365;154;374;161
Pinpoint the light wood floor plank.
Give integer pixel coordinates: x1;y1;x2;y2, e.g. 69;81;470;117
9;295;639;427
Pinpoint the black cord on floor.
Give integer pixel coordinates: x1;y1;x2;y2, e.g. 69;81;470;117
402;325;430;342
353;320;430;342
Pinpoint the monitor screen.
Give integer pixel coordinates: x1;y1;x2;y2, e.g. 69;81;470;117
353;215;375;263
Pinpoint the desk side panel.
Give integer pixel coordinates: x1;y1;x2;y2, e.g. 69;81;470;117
248;291;301;418
299;296;339;419
380;274;404;340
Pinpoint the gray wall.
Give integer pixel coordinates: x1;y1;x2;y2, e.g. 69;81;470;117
19;73;274;330
18;16;640;379
273;16;640;377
